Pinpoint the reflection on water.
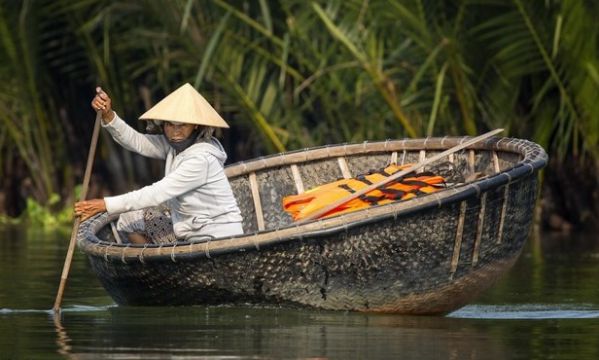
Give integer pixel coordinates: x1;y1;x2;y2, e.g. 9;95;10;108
1;226;598;359
39;306;515;359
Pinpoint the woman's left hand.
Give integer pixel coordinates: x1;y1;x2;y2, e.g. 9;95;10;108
74;199;107;221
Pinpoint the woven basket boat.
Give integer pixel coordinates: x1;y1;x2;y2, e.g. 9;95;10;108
77;136;547;314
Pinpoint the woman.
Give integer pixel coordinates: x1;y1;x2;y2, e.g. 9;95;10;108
74;83;243;244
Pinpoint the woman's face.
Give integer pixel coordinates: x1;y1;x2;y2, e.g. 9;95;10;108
163;121;197;142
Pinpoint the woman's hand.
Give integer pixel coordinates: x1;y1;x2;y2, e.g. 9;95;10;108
74;199;107;221
91;87;114;123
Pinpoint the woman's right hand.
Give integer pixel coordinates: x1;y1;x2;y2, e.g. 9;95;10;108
91;86;114;123
74;198;107;221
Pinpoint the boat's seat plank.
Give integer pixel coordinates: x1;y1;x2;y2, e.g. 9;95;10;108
249;172;265;231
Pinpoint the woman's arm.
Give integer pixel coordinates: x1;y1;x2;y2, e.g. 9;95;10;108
92;87;169;159
102;114;169;159
73;153;207;220
103;153;211;214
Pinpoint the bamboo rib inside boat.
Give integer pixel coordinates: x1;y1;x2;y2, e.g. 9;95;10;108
290;164;304;194
450;201;468;277
497;185;509;244
468;150;476;175
390;151;398;164
472;193;487;266
492;151;500;173
337;157;352;179
249;172;265;231
418;150;426;172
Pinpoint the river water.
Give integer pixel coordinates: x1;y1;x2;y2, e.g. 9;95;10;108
1;225;598;359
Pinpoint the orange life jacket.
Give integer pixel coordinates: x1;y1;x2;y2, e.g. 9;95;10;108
282;163;446;221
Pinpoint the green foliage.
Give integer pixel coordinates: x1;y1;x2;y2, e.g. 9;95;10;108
0;192;74;227
0;0;75;212
1;0;599;219
22;193;73;227
0;185;80;226
0;214;20;226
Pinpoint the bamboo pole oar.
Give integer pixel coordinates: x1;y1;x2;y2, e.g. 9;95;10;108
296;129;504;224
53;111;102;314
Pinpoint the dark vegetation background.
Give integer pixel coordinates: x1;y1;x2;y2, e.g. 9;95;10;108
0;0;597;231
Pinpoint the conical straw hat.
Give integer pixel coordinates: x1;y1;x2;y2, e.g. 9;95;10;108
139;83;229;128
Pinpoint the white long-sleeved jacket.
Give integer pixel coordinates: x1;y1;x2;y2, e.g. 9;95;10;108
102;113;243;240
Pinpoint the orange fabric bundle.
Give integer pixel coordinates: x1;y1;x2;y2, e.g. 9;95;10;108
282;163;446;221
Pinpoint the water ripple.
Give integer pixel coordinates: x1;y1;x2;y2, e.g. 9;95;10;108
0;305;113;315
449;304;599;319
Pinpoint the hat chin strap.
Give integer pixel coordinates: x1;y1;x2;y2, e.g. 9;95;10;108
166;129;200;153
